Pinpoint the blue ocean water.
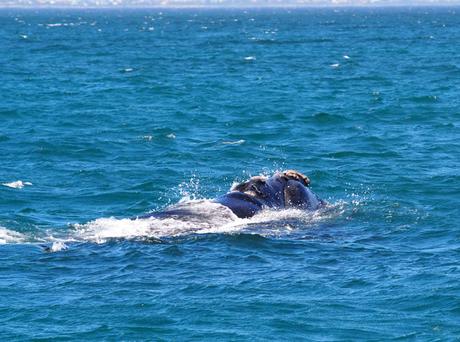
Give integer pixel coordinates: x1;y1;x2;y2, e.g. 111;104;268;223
1;6;460;340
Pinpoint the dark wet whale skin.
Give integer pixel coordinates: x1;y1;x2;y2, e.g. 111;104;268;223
215;173;325;218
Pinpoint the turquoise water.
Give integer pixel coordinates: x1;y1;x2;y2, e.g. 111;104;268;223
1;7;460;340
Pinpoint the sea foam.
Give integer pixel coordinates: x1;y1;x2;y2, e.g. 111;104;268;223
71;199;343;243
2;180;32;189
0;227;25;244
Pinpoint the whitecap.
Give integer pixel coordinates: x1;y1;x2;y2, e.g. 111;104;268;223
331;63;340;68
167;133;176;139
222;139;245;145
141;135;153;141
49;241;68;252
244;56;256;61
343;55;350;59
2;180;32;189
0;227;25;244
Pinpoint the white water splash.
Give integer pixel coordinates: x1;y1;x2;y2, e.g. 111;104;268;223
48;241;68;252
0;227;25;244
72;200;237;243
2;180;32;189
71;199;345;243
0;198;346;247
178;176;201;201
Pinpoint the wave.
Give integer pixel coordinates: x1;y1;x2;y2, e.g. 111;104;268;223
0;227;26;244
2;180;32;189
309;112;347;124
250;38;335;45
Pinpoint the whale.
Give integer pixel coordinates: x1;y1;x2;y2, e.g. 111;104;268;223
215;170;325;218
136;170;325;220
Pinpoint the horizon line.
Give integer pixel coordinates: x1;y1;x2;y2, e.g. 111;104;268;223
2;3;460;9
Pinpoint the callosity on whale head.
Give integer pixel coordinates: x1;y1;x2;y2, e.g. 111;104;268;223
215;170;325;218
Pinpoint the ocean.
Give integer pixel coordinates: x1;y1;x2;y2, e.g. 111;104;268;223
1;6;459;340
